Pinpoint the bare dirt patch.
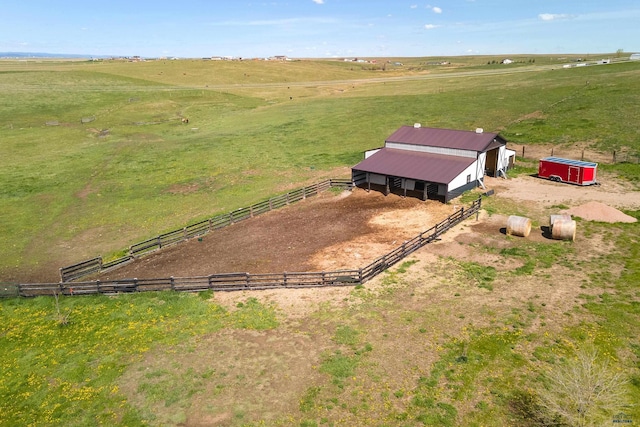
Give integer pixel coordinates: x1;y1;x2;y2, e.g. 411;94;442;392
487;174;640;210
100;189;454;280
562;201;637;223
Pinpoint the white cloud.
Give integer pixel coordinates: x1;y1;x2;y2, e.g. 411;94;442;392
424;24;441;29
432;6;442;14
538;13;572;21
312;0;324;4
410;4;418;9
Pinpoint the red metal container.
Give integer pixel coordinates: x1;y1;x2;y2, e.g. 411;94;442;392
538;157;598;186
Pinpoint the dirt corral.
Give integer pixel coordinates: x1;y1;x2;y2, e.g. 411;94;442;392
99;189;455;280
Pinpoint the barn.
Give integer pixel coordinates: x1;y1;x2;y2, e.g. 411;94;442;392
351;124;516;202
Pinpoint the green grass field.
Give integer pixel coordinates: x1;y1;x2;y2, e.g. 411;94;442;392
2;56;639;280
1;55;640;426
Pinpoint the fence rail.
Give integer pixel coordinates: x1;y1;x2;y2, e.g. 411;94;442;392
60;179;351;282
14;196;482;298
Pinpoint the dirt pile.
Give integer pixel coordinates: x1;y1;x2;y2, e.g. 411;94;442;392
562;201;637;223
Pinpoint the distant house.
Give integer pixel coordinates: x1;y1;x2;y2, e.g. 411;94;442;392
502;59;513;64
630;53;640;61
351;125;516;202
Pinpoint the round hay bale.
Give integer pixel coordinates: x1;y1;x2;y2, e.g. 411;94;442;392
550;214;572;230
551;219;576;241
506;215;531;237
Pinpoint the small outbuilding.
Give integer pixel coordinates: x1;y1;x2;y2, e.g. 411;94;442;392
351;125;516;202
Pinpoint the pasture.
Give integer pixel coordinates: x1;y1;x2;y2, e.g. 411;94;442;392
1;55;640;426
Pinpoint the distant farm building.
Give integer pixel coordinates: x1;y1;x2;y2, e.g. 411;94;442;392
352;125;516;202
630;53;640;61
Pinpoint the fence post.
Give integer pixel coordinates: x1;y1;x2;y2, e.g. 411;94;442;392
283;272;287;287
358;269;363;283
171;276;175;291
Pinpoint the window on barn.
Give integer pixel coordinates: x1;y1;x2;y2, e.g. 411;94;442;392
466;174;471;183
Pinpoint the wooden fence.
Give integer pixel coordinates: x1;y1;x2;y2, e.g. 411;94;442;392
4;196;482;298
59;178;353;282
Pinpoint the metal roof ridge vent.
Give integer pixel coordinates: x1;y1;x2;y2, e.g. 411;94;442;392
475;127;484;134
414;123;421;128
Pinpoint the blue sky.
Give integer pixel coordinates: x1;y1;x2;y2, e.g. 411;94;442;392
2;1;639;58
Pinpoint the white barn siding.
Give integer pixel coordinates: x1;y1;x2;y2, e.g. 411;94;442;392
364;148;381;159
500;148;516;172
385;142;476;159
449;161;480;191
476;152;487;182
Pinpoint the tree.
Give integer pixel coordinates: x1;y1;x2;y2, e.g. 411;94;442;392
616;48;624;58
536;346;628;427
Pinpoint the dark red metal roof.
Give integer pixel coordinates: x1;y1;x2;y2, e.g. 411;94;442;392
386;126;501;152
352;148;476;184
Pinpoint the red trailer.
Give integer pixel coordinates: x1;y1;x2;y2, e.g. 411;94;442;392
538;157;598;186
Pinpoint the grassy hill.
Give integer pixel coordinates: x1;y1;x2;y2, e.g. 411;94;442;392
1;55;640;426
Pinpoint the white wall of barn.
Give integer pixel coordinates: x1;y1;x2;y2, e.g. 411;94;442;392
385;142;476;159
449;160;482;192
